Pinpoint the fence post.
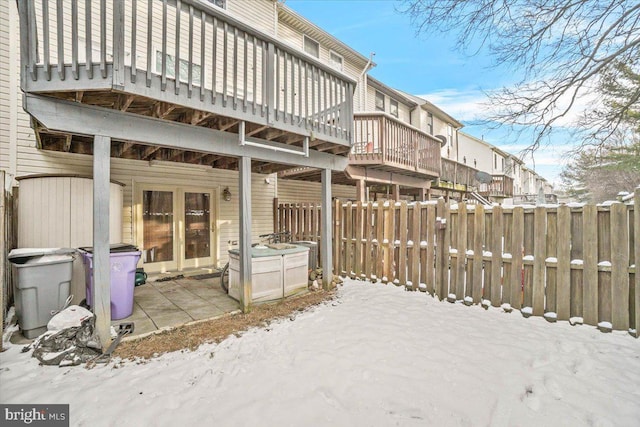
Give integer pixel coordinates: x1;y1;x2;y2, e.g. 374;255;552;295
557;205;572;321
510;207;524;309
398;201;408;286
581;204;597;324
382;202;392;283
634;187;640;337
533;206;546;316
491;205;503;306
472;204;485;303
426;203;436;295
435;198;450;300
333;199;341;277
345;201;353;278
411;203;421;291
364;202;373;279
376;202;384;281
455;203;467;299
610;202;629;330
354;201;363;278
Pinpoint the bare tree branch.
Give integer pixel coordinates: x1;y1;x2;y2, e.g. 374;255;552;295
399;0;640;152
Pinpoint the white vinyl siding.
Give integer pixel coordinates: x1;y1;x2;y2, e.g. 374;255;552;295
277;179;356;203
277;22;362;81
226;0;275;35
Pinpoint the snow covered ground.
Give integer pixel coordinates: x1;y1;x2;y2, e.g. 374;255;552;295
2;279;639;426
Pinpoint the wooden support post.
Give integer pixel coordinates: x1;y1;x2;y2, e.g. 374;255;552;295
392;184;400;202
93;135;111;351
321;168;333;288
239;156;252;312
356;180;366;202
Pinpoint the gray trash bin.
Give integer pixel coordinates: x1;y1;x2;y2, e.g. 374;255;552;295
8;248;76;339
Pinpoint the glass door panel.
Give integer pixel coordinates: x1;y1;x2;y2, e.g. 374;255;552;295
182;191;214;268
185;192;211;260
142;190;176;271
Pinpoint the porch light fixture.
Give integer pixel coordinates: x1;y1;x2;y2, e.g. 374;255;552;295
222;187;232;201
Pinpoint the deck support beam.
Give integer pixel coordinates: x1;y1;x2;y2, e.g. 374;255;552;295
93;135;111;351
239;156;252;312
25;94;348;172
321;168;333;289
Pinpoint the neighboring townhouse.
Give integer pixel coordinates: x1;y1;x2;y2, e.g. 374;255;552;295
275;12;444;202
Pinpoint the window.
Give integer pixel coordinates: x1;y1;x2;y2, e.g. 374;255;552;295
203;0;225;8
375;91;385;111
303;35;320;58
494;154;498;169
155;51;202;85
329;50;343;71
427;112;433;135
390;99;399;117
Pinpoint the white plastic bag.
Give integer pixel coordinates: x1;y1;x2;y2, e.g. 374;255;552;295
47;305;94;331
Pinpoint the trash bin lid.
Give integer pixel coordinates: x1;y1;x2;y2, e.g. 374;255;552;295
8;248;76;265
78;243;139;254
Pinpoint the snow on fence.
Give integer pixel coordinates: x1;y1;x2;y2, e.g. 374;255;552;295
275;191;640;336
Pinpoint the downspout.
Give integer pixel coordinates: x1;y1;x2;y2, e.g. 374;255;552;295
359;52;375;111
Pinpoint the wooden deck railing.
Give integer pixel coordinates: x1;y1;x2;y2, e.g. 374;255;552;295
18;0;354;147
351;113;441;176
439;159;480;188
480;174;515;197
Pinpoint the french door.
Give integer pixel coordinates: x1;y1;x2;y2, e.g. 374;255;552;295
136;185;216;273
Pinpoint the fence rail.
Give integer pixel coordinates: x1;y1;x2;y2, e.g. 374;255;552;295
276;193;640;336
19;0;354;146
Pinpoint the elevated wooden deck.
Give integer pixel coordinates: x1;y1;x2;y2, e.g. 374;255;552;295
278;112;441;186
433;158;481;193
19;0;355;171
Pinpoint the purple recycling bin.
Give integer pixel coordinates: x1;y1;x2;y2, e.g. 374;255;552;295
79;244;141;320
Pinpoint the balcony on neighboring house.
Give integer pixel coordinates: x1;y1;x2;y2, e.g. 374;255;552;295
279;112;441;198
479;174;515;199
18;0;355;171
434;158;481;192
349;112;441;177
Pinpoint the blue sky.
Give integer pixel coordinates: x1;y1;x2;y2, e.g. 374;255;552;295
286;0;571;185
